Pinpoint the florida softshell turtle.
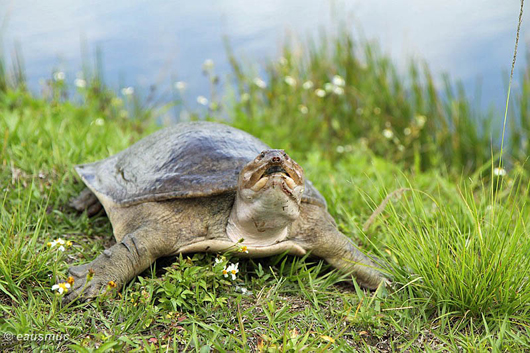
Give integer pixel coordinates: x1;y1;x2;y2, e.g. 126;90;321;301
66;121;385;302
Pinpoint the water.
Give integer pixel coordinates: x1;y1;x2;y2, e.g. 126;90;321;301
1;0;528;116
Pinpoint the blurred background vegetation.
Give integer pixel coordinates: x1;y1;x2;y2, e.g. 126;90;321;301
2;29;528;179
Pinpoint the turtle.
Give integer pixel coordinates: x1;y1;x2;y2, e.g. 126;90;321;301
65;121;385;302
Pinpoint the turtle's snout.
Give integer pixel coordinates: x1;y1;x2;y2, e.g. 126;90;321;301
259;149;287;165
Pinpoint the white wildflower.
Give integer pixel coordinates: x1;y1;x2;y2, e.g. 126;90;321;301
121;87;134;96
253;77;267;89
382;129;394;139
202;59;214;71
284;76;297;87
235;285;251;295
404;127;412;136
315;89;326;98
241;93;250;102
47;238;69;252
74;79;86;88
223;263;239;280
415;115;427;128
336;145;345;153
52;282;71;294
298;105;308;114
175;81;186;91
493;167;507;176
53;71;65;81
279;57;288;66
332;86;344;95
324;83;333;92
94;118;105;126
302;80;314;90
332;75;345;87
197;96;209;106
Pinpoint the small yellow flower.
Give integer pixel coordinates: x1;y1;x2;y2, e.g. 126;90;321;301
108;281;117;288
47;242;52;247
66;276;75;285
239;246;249;254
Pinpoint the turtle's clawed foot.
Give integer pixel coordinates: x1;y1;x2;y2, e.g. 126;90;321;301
62;263;114;304
70;188;103;217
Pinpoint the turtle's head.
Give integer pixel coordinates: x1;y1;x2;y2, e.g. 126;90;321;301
228;150;305;244
238;149;305;208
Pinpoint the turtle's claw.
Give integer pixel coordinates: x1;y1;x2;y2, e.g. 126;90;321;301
62;264;108;304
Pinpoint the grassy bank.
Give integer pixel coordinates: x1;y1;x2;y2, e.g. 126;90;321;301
1;30;530;351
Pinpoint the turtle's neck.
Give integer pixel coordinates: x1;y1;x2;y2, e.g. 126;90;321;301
226;192;297;246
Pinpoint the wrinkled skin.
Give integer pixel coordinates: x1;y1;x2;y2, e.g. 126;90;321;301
65;150;386;303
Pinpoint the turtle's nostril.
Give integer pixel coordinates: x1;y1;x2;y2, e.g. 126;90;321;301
272;156;281;163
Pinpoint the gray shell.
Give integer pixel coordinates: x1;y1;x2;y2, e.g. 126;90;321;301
76;122;327;208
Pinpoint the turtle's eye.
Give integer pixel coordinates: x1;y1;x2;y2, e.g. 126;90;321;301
259;152;266;159
283;153;288;160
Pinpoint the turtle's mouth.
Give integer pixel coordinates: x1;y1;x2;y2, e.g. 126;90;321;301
264;165;288;176
251;163;299;197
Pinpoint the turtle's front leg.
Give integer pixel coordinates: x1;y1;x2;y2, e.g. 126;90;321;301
310;228;386;290
63;228;166;303
295;206;387;290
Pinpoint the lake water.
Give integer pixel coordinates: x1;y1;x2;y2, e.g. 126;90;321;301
1;0;528;116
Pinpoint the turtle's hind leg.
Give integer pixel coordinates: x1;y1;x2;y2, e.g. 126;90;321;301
70;188;103;216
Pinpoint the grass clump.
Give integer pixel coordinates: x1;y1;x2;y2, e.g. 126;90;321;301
383;181;530;319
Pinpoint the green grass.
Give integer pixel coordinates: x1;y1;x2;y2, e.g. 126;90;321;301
1;29;530;351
